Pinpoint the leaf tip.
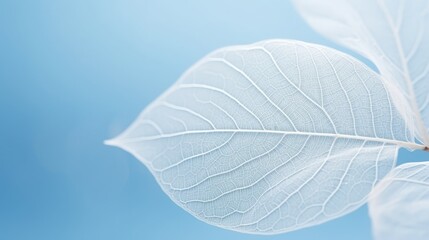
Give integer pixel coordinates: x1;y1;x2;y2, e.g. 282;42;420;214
104;138;119;147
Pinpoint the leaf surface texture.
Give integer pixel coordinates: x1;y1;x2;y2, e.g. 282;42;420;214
293;0;429;144
369;162;429;240
108;40;416;234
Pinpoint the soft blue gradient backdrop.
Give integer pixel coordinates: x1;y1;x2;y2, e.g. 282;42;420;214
1;1;428;239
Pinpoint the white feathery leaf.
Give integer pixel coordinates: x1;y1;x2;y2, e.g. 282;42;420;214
293;0;429;145
106;40;424;234
369;162;429;240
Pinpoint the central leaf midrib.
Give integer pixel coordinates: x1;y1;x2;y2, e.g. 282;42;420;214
121;128;424;150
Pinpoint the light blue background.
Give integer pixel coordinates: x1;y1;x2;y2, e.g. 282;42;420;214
1;1;428;239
